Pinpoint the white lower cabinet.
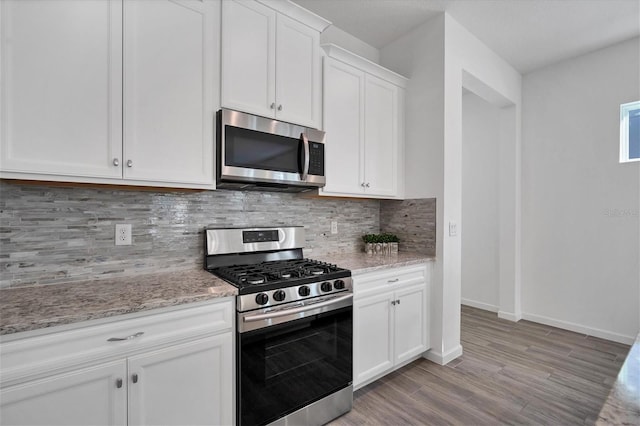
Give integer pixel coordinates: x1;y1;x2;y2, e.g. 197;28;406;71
128;335;232;426
353;264;430;389
0;299;234;426
0;361;127;426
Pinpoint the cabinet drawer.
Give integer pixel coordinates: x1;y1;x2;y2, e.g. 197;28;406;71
1;299;233;384
354;264;427;299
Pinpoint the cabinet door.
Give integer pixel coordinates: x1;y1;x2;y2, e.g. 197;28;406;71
363;74;399;197
123;0;216;185
0;361;127;426
221;0;275;118
353;291;394;388
128;334;233;426
275;14;320;128
0;0;122;178
321;58;365;195
394;283;427;364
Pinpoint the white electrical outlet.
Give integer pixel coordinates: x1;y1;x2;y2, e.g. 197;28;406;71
115;224;132;246
331;221;338;234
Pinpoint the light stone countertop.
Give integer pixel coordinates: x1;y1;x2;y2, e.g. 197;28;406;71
0;252;434;336
316;252;435;275
0;269;237;336
596;333;640;425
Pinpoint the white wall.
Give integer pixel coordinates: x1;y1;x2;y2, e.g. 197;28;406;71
380;15;445;200
380;13;522;365
522;37;640;343
461;92;500;311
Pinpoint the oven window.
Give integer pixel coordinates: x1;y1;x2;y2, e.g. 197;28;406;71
225;126;300;173
238;306;352;426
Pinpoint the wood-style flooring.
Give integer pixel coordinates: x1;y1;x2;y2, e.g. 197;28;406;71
329;305;630;425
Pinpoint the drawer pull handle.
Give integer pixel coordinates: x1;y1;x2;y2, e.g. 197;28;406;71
107;331;144;342
396;299;401;305
116;378;123;389
132;373;139;384
388;278;399;283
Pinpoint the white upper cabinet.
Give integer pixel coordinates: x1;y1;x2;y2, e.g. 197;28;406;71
221;0;329;128
0;0;123;179
320;44;407;199
123;0;217;185
220;0;276;119
0;0;219;189
322;59;365;194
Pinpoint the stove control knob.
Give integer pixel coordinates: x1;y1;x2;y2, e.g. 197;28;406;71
298;286;310;297
255;293;269;305
273;290;286;302
334;279;345;290
321;281;333;292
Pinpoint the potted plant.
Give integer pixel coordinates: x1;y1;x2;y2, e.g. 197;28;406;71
362;233;399;254
387;233;400;253
362;234;377;254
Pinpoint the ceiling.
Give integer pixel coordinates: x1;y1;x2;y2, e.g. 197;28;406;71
292;0;640;73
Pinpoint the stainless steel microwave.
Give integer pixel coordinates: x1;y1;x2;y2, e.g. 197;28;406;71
216;109;326;192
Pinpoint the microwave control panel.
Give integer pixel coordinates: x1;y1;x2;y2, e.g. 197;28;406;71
308;142;325;176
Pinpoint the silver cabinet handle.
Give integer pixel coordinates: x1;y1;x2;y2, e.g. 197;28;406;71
113;158;119;166
116;378;123;388
365;183;370;188
396;299;401;305
107;331;144;342
391;300;396;306
278;104;283;111
126;160;133;167
361;182;366;187
270;102;276;109
132;373;139;384
388;278;399;283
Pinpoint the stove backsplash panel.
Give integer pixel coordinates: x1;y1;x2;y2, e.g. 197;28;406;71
0;182;380;288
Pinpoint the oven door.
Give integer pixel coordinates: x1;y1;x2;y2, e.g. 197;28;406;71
237;296;352;426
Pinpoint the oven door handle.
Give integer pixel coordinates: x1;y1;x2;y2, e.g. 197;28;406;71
243;293;352;323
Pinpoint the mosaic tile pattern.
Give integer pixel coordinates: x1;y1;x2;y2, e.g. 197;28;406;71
380;198;437;256
0;181;380;288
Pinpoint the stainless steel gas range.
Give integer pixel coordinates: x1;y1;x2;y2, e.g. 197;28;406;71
204;226;353;426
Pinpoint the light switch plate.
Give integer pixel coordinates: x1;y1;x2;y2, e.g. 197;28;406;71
449;221;458;237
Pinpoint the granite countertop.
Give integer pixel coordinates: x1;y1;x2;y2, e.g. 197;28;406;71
596;333;640;424
317;252;435;275
0;252;434;337
0;269;237;336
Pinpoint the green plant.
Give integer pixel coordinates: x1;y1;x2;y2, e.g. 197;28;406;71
362;233;399;244
362;234;378;243
379;233;399;243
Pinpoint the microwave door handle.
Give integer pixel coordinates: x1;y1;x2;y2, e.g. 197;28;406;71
300;133;310;181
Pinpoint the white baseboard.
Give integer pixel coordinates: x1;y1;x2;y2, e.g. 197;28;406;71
461;298;499;312
498;310;522;322
522;312;635;345
423;344;463;365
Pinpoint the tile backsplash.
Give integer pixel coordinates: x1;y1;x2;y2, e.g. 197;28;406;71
380;198;436;256
0;181;436;288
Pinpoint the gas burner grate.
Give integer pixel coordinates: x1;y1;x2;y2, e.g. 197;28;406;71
212;258;343;287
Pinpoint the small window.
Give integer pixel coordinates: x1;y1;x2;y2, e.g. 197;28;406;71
620;101;640;163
